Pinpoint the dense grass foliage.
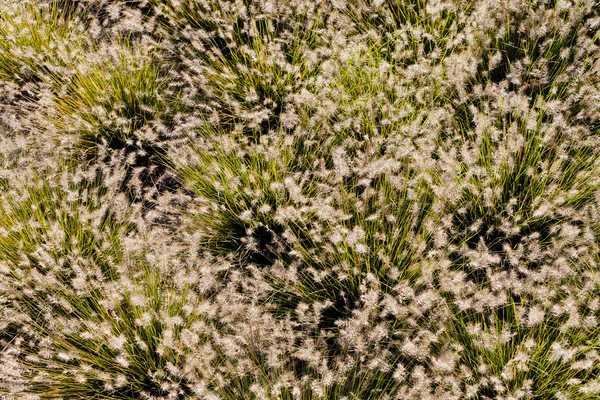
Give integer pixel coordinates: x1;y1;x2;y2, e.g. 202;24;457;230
1;0;600;399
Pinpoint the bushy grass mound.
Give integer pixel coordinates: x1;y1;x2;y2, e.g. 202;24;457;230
0;174;201;399
1;0;600;399
0;1;89;85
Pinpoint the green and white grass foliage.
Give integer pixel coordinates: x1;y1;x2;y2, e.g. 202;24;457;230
0;172;201;399
53;40;168;157
152;0;332;137
0;1;89;85
49;36;184;205
1;0;600;399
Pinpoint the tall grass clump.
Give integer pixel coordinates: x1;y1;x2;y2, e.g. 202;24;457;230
53;43;164;155
150;0;337;139
0;172;204;399
0;0;182;206
50;37;185;207
0;0;94;166
0;1;89;86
